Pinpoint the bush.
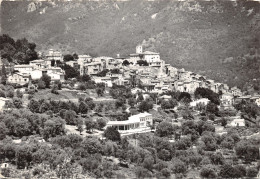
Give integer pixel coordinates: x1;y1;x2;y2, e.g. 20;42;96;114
28;94;34;100
171;159;187;174
96;118;106;130
32;167;46;176
77;83;86;91
37;79;46;89
51;84;59;94
16;89;23;98
161;168;171;178
6;90;14;98
104;126;121;141
0;89;6;97
246;167;258;177
2;167;12;177
200;165;217;178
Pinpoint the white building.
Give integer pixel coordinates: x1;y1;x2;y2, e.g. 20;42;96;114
7;73;30;85
129;45;164;68
14;65;33;74
106;112;153;135
229;118;245;127
46;49;63;61
190;98;210;107
77;55;92;66
92;76;113;87
29;59;45;69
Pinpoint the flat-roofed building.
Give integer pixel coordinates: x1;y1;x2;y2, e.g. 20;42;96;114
106;112;153;135
14;65;33;74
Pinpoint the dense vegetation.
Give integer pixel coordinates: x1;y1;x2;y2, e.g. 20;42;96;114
0;34;38;64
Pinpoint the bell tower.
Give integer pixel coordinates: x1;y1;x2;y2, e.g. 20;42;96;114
136;45;143;54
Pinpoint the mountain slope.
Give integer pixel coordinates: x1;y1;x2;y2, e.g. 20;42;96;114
1;0;260;90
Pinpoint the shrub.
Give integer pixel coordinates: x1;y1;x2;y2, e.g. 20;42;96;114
161;168;171;178
32;167;47;176
37;79;46;89
246;167;258;177
2;167;12;177
0;89;6;97
16;89;23;98
200;165;217;178
6;90;14;98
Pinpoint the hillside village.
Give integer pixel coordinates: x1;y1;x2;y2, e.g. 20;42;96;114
0;36;260;178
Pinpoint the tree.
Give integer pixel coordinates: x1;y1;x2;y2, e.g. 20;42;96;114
72;53;78;60
135;167;153;178
200;165;217;178
42;117;66;140
6;90;14;98
76;118;84;134
63;54;74;62
28;99;40;113
122;60;130;66
16;144;33;169
220;136;235;149
12;97;23;108
143;156;154;171
246;167;258;177
14;118;31;137
64;110;77;125
155;121;175;137
78;74;91;82
96;87;104;97
201;133;217;151
85;118;96;132
1;167;11;177
0;122;8;140
51;84;59;94
137;60;149;66
161;168;171;178
233;165;246;178
78;101;88;114
128;97;137;108
96;118;106;130
219;164;236;178
40;74;51;88
16;89;23;98
171;159;187;174
138;100;153;112
178;92;191;103
85;98;95;110
220;117;227;127
81;137;102;154
104;126;121;141
206;102;219;115
158;149;171;161
62;64;79;79
194;87;220;105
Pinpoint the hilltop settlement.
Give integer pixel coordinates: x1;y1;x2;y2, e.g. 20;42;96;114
0;34;260;179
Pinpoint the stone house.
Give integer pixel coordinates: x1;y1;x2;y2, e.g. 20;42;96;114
7;73;30;85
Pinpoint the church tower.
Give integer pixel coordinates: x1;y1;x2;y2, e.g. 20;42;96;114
136;45;143;54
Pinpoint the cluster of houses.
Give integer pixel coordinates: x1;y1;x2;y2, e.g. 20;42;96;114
7;49;65;85
3;45;260;134
6;45;260;109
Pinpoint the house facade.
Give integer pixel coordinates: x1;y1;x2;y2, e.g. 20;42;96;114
106;112;153;135
7;73;30;85
14;65;33;74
